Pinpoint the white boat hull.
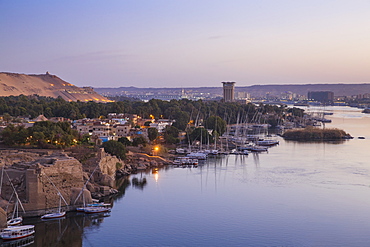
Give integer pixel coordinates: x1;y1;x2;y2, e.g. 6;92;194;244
83;207;111;214
7;217;23;226
0;225;35;240
41;211;66;219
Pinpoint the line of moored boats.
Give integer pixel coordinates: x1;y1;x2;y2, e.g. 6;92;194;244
173;139;279;167
0;200;112;242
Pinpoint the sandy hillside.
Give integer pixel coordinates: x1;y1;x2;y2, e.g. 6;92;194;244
0;72;111;102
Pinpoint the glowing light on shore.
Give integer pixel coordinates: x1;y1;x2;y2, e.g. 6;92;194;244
152;168;159;182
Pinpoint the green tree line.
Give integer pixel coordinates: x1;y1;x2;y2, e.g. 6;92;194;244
1;121;79;148
0;95;301;131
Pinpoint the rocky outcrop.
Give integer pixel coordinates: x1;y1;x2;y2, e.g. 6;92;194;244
116;152;172;177
0;208;6;228
66;147;121;199
70;188;92;205
0;150;85;217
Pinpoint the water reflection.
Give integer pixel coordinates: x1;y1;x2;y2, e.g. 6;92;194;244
0;236;34;247
131;177;148;190
284;139;347;144
10;211;112;247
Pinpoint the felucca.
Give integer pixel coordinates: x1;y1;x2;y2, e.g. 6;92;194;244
41;173;68;219
4;170;26;226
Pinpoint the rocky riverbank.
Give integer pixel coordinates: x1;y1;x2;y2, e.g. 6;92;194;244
0;146;172;225
116;151;173;177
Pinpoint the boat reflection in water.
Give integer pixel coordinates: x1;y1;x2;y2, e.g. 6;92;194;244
18;211;111;246
0;235;34;247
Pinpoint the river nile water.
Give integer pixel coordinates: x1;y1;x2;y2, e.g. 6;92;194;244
4;106;370;247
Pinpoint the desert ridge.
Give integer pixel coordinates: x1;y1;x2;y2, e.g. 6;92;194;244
0;72;112;102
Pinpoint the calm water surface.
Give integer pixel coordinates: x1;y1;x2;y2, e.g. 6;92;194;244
6;106;370;247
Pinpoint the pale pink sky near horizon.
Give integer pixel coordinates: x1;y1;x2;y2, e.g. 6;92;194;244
1;0;370;88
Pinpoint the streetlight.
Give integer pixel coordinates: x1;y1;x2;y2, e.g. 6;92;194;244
154;146;159;156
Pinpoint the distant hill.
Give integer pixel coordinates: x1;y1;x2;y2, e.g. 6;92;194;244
0;72;111;102
95;83;370;97
237;84;370;97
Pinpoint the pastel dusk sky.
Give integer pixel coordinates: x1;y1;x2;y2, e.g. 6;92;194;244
1;0;370;88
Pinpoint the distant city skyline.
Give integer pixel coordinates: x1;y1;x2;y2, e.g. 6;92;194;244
1;1;370;88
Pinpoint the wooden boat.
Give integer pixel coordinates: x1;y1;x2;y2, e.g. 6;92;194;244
41;211;66;220
76;207;86;212
75;186;112;212
249;145;268;152
4;171;26;227
83;206;111;214
7;216;23;226
74;166;112;213
78;200;112;213
41;189;67;220
255;140;279;146
87;202;111;207
75;190;112;213
0;225;35;240
7;200;23;226
187;152;207;160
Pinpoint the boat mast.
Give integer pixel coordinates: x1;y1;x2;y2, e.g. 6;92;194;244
43;173;68;207
5;171;25;214
58;192;62;213
73;164;100;205
0;166;3;198
214;116;217;150
11;200;18;219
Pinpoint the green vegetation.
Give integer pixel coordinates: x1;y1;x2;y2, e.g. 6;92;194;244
0;95;311;154
132;136;147;147
282;127;350;141
102;140;127;160
116;162;123;170
118;137;132;146
1;121;79;148
205;115;227;136
163;125;180;144
147;128;159;142
188;127;212;144
0;95;292;131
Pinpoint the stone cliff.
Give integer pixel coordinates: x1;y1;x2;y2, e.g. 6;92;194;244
66;147;122;198
0;148;122;219
0;150;85;216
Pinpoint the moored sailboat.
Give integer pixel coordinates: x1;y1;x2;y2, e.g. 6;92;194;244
7;200;23;226
83;206;111;214
74;165;113;213
41;192;66;219
41;173;68;220
4;170;26;226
